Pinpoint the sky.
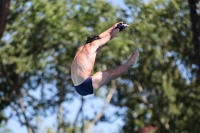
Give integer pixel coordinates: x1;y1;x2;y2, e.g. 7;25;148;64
5;0;149;133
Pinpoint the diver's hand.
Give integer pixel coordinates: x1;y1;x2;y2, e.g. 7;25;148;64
113;22;129;28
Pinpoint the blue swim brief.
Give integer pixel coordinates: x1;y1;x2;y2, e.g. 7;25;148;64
74;77;94;96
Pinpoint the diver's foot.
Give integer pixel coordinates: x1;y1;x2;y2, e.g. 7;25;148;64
127;50;139;66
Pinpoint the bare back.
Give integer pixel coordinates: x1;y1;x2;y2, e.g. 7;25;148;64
71;44;97;86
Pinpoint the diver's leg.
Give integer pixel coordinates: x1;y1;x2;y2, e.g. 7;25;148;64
92;50;139;90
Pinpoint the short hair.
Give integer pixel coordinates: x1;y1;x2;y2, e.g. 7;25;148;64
86;35;101;43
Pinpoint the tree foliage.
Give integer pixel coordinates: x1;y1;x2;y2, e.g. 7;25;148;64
110;0;200;132
0;0;121;132
1;0;200;133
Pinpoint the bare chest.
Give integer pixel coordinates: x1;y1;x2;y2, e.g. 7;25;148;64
71;47;96;85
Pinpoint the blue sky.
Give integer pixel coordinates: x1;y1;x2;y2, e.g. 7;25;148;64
5;0;149;133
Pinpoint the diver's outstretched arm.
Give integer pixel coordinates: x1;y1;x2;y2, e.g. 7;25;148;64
92;22;129;48
99;22;129;39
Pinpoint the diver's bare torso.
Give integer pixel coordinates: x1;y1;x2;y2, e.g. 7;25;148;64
71;44;97;86
71;22;136;96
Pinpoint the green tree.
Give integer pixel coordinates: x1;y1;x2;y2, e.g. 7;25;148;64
3;0;200;133
110;0;200;132
0;0;124;133
188;0;200;73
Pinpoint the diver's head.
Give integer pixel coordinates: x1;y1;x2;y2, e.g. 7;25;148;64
86;35;101;44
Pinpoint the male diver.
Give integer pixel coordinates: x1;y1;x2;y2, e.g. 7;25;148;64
71;22;139;96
